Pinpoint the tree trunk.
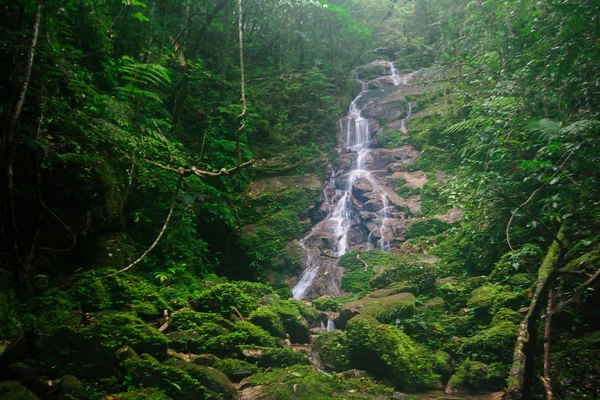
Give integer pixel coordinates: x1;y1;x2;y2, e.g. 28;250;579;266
503;227;565;399
3;0;42;283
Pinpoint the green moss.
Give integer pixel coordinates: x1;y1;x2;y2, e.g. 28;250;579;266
446;361;506;394
508;273;535;288
242;365;393;399
116;387;173;400
167;324;229;353
340;292;415;327
377;129;409;148
313;331;351;372
191;282;260;318
491;308;523;327
163;358;237;399
346;315;438;389
489;244;544;284
433;350;453;381
213;358;260;382
340;250;436;295
122;354;206;400
249;307;286;338
461;321;519;364
0;381;39;400
131;301;161;321
312;296;343;312
240;345;309;367
466;285;499;319
170;309;232;331
37;311;168;377
261;299;318;343
405;218;452;239
202;321;276;357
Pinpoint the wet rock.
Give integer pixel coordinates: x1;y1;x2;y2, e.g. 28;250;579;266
352;177;373;202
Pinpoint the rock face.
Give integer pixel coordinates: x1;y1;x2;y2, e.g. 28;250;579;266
291;61;448;300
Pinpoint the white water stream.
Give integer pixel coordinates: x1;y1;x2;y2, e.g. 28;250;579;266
291;62;411;300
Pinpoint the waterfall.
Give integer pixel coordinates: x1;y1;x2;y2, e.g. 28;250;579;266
327;319;335;332
291;61;416;300
292;240;320;300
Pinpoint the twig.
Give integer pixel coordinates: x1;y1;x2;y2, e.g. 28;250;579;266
232;305;246;321
548;267;600;317
357;252;368;272
103;176;182;278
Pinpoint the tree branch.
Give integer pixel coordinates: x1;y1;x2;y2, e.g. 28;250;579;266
144;159;255;178
103;176;182;278
548;267;600;317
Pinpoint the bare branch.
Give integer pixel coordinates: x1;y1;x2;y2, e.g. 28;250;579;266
145;159;255;177
103;177;182;278
548;267;600;317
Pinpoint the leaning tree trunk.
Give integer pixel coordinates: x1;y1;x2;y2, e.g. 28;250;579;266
3;0;42;284
503;227;565;399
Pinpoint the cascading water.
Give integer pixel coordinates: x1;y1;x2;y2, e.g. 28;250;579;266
291;61;417;300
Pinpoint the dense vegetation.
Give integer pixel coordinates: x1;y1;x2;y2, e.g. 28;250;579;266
1;0;599;399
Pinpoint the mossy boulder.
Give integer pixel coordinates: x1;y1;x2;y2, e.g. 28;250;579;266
191;282;266;318
213;358;259;382
239;345;310;368
339;292;415;328
339;250;436;295
38;312;168;377
491;308;523;327
248;307;286;338
423;297;445;310
131;301;161;321
368;281;415;298
121;354;206;400
170;309;233;331
346;315;437;389
163;358;237;399
460;321;519;363
192;354;219;367
256;300;318;344
467;284;525;320
446;361;505;394
0;381;39;400
433;350;453;381
312;296;342;312
115;388;173;400
238;365;393;399
201;321;276;357
167;324;228;353
508;273;535;289
313;331;351;372
57;375;85;399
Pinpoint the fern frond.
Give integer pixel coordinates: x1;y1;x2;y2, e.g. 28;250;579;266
561;119;600;139
444;117;493;135
526;118;561;141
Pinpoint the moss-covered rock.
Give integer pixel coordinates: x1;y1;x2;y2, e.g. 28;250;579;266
201;321;276;357
445;361;505;394
248;307;286;338
238;365;393;399
240;345;310;368
121;354;206;400
58;375;85;399
192;354;219;367
339;292;415;328
258;300;318;344
423;297;445;310
170;309;233;331
131;301;161;321
163;358;237;399
0;381;39;400
115;387;173;400
466;285;498;318
460;321;519;364
313;331;351;372
38;311;168;377
508;273;535;289
346;315;437;389
167;324;229;353
213;358;259;382
191;282;262;318
491;308;523;327
433;350;453;381
339;250;436;295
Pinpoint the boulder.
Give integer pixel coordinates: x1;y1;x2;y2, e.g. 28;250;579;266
0;381;39;400
339;292;415;328
239;345;309;368
163;358;237;399
445;361;505;394
346;315;437;389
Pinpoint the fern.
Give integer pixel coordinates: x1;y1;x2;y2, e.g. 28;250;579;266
444;117;494;135
118;56;171;86
526;118;561;141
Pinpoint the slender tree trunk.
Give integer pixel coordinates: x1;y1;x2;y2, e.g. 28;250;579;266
236;0;247;165
503;227;565;399
541;289;554;400
3;0;42;283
